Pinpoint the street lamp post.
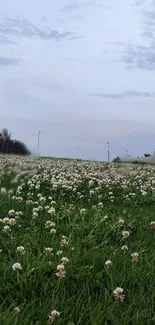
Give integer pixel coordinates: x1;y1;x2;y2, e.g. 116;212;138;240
38;131;41;149
107;141;110;162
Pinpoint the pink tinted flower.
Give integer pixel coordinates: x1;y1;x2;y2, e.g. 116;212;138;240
113;287;125;302
60;236;68;248
131;252;138;262
8;209;15;217
48;310;60;324
150;222;155;232
55;264;65;278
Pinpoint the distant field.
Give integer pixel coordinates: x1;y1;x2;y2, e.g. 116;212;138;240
1;157;155;324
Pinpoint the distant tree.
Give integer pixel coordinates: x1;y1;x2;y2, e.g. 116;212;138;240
11;140;31;155
0;129;31;155
112;156;120;162
144;153;151;158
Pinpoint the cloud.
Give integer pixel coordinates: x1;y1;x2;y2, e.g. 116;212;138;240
121;1;155;70
61;1;79;13
142;6;155;29
121;43;155;70
0;56;19;66
0;17;80;43
0;35;16;44
91;91;155;99
60;0;106;13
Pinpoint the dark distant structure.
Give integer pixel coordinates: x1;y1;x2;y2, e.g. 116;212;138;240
0;129;31;155
112;156;121;163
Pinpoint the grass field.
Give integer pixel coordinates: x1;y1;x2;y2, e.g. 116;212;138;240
1;156;155;324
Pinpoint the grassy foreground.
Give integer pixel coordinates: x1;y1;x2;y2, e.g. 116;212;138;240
1;157;155;324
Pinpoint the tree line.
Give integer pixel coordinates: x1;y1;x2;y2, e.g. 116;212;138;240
112;153;152;163
0;129;31;155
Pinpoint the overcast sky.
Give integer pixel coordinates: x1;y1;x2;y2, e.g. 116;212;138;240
1;0;155;160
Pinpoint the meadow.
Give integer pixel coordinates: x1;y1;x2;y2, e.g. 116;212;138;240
1;156;155;324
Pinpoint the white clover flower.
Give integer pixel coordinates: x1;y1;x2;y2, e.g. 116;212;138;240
17;246;25;254
1;187;7;195
9;218;16;225
80;208;86;215
105;260;112;268
45;221;55;229
60;238;68;248
48;207;56;215
57;250;63;256
113;287;124;295
141;190;147;196
121;245;128;251
32;212;38;220
57;264;65;271
122;231;130;238
8;209;15;217
61;257;69;264
3;225;11;232
113;287;125;302
55;264;65;278
44;247;53;255
89;180;94;186
3;217;10;224
26;200;32;205
33;208;39;213
15;211;23;216
38;206;43;211
118;218;125;226
39;196;46;202
17;197;23;202
48;310;60;322
131;252;139;262
12;263;22;271
51;200;56;205
50;228;56;234
14;307;20;313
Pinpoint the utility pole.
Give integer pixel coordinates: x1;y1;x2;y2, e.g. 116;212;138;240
107;141;110;162
38;131;41;149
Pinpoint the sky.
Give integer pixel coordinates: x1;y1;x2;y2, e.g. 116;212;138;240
1;0;155;160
